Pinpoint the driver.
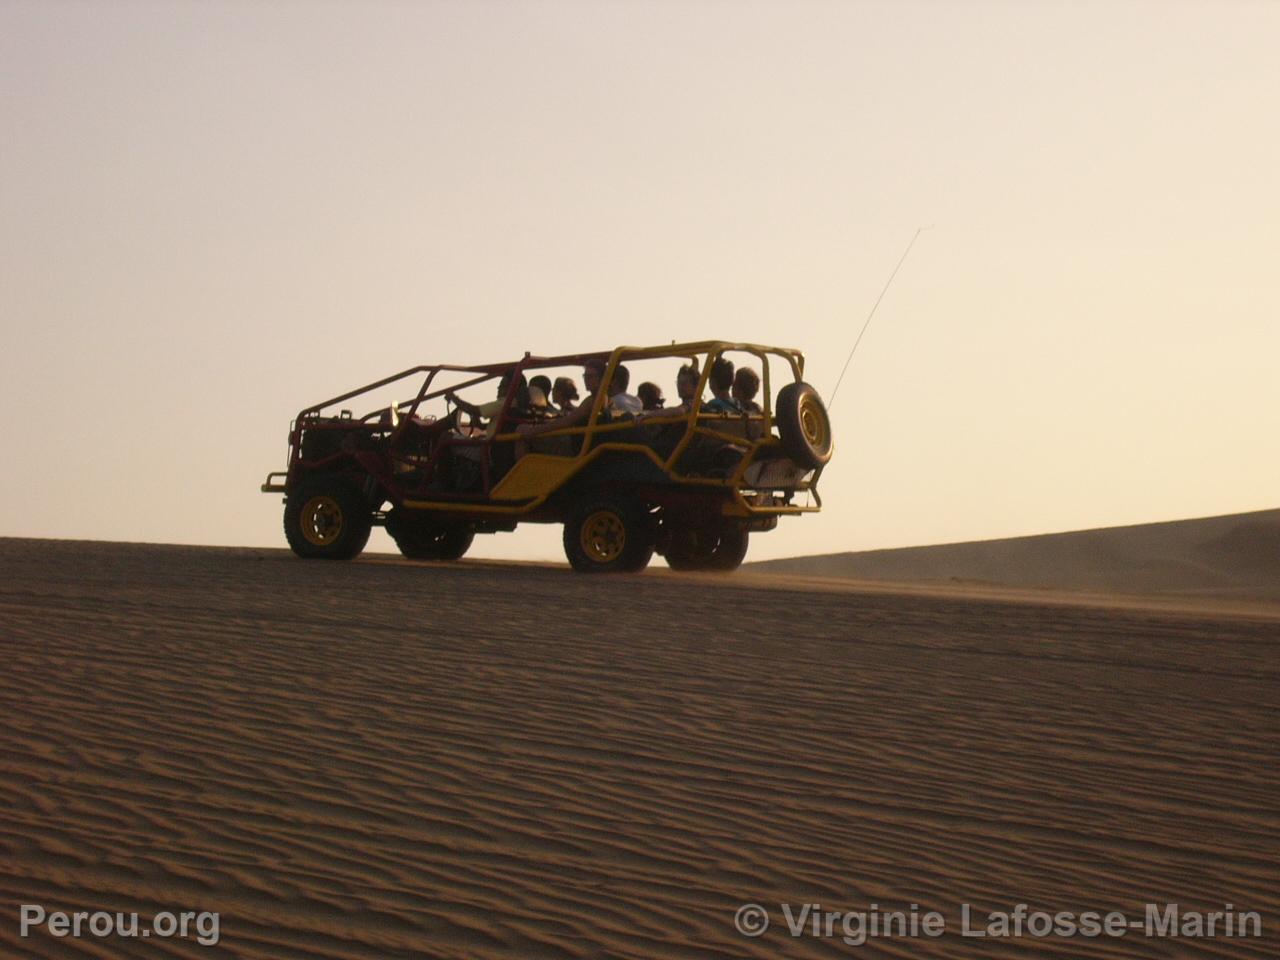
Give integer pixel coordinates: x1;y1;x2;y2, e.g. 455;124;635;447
447;371;528;439
439;372;530;488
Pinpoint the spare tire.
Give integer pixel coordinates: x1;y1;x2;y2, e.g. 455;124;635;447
775;381;833;469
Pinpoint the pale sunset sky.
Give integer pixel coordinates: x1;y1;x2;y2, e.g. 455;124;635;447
2;0;1277;562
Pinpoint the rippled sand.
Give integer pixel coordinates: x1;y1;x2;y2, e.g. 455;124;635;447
1;539;1276;958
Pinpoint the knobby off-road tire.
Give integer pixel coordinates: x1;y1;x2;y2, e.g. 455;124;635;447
387;511;475;561
775;381;833;470
284;480;372;560
664;524;750;573
563;497;655;573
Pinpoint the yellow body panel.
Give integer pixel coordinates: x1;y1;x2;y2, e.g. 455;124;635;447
488;454;584;501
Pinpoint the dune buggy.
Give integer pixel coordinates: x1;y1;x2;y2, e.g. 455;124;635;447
261;341;831;572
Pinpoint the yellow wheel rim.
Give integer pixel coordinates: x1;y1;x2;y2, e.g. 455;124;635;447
799;397;828;449
580;510;626;563
300;495;344;546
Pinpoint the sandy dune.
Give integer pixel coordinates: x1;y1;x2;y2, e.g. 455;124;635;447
749;508;1280;604
1;538;1277;958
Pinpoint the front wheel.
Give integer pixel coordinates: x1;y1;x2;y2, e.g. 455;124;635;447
284;480;372;560
563;498;654;573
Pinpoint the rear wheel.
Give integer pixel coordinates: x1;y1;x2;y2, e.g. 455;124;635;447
563;498;654;573
664;524;750;572
284;480;372;560
387;511;475;561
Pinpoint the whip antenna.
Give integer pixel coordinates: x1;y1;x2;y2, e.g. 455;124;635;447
828;225;930;406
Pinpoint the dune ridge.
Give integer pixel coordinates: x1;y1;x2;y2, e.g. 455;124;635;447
748;508;1280;602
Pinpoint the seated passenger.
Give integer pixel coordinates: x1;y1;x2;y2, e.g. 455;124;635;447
676;364;701;412
637;381;665;411
732;367;763;414
528;374;553;413
608;363;643;416
641;363;700;419
636;364;700;459
732;366;765;441
516;359;609;455
702;357;741;414
551;376;579;413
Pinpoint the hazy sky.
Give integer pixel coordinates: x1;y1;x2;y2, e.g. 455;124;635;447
3;0;1277;562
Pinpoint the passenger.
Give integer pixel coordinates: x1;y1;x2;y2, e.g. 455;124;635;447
732;367;762;414
609;363;643;416
637;381;665;411
551;376;580;413
702;358;741;413
665;363;702;414
516;358;608;452
636;363;699;425
528;374;553;412
679;364;701;405
581;358;606;405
